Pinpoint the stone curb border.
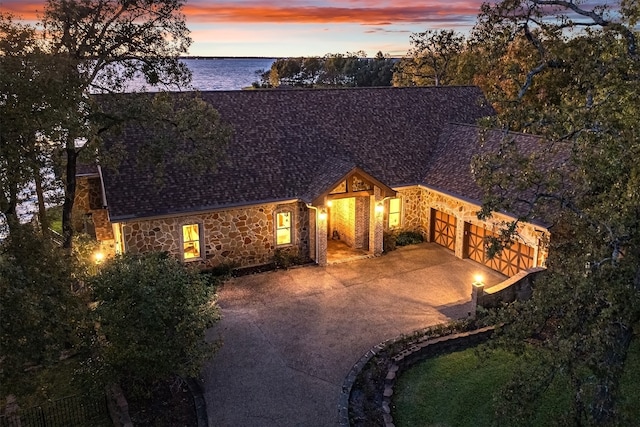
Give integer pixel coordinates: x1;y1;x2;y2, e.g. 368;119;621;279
338;325;496;427
187;377;209;427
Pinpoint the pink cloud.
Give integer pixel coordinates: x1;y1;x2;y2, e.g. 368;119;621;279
183;2;483;25
1;1;484;26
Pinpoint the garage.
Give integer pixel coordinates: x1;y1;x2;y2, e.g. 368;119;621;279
431;209;456;251
464;223;534;276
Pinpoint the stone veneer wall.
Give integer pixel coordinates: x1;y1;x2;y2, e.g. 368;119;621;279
120;201;310;269
395;185;549;267
74;177;115;244
393;188;423;234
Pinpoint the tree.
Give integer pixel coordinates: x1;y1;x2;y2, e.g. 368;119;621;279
1;1;230;248
393;29;466;86
87;252;220;394
40;0;195;248
0;14;66;235
468;1;640;423
265;52;394;88
0;223;88;389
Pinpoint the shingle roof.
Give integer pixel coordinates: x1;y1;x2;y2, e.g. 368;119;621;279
100;86;495;221
425;123;570;221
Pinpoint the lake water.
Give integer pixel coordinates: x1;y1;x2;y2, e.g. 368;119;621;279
126;57;276;92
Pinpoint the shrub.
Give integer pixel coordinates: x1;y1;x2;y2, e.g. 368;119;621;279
395;231;424;246
274;248;305;269
88;252;220;396
383;231;397;252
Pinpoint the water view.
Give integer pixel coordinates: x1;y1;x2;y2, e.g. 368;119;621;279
125;57;276;92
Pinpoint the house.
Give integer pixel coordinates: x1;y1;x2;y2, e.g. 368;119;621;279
75;86;550;277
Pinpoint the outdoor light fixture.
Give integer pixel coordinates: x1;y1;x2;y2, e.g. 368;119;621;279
375;203;384;214
319;209;327;221
473;274;484;287
327;200;333;207
94;251;104;264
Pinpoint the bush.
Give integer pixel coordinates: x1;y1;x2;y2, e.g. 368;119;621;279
274;248;305;269
88;252;220;396
0;224;87;390
395;231;424;246
383;231;397;253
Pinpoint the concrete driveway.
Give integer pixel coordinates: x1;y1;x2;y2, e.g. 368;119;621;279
202;243;506;427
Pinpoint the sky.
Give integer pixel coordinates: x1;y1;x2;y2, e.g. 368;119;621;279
0;0;488;57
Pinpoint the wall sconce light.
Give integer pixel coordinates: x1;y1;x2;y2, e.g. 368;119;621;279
94;251;105;264
375;203;384;214
319;209;327;221
327;200;333;207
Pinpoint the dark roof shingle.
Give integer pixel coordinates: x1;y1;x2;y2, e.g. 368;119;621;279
101;86;495;221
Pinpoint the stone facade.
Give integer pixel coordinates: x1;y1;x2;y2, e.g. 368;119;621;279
75;176;547;274
393;186;549;268
74;177;115;254
118;201;310;269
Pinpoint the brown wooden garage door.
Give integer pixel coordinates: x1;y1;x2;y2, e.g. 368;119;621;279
431;209;456;251
464;223;534;276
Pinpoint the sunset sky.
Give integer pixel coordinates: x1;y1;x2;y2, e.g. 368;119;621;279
1;1;487;57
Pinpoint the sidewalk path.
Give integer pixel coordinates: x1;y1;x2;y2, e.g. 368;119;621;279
202;243;506;427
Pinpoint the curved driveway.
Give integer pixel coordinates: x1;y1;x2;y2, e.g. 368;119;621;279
202;243;506;426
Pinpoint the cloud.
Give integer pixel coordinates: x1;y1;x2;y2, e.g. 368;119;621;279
1;1;484;27
183;2;484;25
0;2;44;20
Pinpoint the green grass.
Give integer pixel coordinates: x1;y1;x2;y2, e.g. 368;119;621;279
392;348;516;427
392;338;640;427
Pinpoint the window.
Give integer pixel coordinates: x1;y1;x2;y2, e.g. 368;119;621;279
388;198;402;228
276;211;292;245
182;224;201;260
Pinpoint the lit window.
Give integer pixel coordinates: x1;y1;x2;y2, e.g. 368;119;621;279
388;198;401;228
182;224;201;260
276;212;291;245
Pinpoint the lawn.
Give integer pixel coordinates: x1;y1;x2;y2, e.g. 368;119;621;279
392;337;640;426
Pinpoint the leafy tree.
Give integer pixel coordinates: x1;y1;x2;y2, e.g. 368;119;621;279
1;1;230;248
468;0;640;424
264;52;394;88
0;224;88;390
87;252;220;395
0;14;66;235
393;29;466;86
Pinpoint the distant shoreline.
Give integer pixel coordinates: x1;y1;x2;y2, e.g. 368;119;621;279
181;56;279;60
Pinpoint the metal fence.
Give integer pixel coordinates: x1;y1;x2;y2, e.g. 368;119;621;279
0;394;110;427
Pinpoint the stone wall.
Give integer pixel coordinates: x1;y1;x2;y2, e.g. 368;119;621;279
74;177;114;243
395;185;549;268
394;187;423;233
120;201;310;269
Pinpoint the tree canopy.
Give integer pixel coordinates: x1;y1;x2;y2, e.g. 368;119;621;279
464;1;640;424
257;51;396;88
0;1;230;248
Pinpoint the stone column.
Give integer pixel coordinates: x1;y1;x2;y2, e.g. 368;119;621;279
309;208;317;262
470;280;485;318
370;187;384;256
455;216;465;259
317;207;328;266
